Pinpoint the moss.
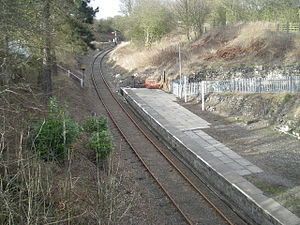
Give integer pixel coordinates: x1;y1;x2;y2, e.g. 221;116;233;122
277;93;293;102
223;93;233;97
255;183;287;196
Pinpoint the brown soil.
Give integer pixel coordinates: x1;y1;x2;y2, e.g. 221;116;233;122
203;40;265;61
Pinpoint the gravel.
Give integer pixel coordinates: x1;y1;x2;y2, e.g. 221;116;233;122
181;102;300;217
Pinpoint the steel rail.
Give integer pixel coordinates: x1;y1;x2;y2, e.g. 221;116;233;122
91;48;238;225
91;49;193;225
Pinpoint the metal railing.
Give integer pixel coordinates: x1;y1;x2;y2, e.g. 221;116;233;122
170;76;300;98
57;64;84;87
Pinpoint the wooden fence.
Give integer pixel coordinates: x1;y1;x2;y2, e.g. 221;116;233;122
170;76;300;100
276;23;300;33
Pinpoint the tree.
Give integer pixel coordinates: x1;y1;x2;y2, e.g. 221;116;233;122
42;0;53;99
0;0;98;98
174;0;211;40
209;0;300;25
0;0;38;84
120;0;135;16
94;19;115;34
259;0;299;23
190;0;211;37
121;0;174;47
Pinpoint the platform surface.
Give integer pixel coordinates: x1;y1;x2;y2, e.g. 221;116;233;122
123;88;300;225
130;88;262;176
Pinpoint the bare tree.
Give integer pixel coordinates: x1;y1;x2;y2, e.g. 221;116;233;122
190;0;211;37
174;0;211;40
120;0;135;16
42;0;53;99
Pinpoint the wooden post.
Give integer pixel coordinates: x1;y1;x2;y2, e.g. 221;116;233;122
184;76;187;103
201;81;205;111
289;76;293;93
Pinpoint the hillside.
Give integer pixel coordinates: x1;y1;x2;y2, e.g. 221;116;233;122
110;22;300;80
108;22;300;132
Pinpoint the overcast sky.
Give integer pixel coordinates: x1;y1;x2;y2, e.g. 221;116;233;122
89;0;121;19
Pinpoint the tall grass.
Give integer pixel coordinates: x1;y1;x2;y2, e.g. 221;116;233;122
0;132;58;225
0;86;133;224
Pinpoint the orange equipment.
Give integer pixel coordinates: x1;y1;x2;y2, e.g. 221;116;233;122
145;78;161;89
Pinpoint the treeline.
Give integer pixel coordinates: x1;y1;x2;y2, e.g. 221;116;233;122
0;0;97;97
103;0;300;46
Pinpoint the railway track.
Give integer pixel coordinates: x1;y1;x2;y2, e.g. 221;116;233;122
90;48;250;225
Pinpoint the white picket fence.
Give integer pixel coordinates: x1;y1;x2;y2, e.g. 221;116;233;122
170;76;300;100
57;64;84;87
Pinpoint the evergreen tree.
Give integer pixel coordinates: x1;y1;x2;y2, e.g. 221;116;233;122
0;0;98;97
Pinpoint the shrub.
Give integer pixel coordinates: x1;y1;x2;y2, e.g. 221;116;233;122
83;116;108;133
88;131;113;160
283;93;292;102
277;93;293;102
32;98;80;161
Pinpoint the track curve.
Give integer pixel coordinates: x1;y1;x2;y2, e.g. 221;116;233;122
90;48;250;225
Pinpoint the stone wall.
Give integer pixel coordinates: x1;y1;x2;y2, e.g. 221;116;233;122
190;64;300;82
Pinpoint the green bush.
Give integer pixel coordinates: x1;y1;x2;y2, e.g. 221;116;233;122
88;131;113;160
83;116;108;133
32;98;80;161
278;93;293;102
283;93;292;102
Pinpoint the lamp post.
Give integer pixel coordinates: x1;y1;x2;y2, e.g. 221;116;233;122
171;40;186;101
171;40;182;85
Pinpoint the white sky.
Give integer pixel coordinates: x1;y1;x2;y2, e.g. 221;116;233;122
89;0;122;19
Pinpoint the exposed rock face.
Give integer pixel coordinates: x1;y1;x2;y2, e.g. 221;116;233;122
190;64;300;82
205;92;300;130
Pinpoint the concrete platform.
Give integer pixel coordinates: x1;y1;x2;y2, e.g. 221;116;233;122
121;88;300;225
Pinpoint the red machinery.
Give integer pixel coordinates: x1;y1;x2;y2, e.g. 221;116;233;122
145;78;161;89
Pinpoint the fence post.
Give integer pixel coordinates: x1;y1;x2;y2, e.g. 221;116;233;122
201;81;205;111
289;76;293;93
67;70;70;77
184;76;187;103
179;82;182;99
80;79;84;87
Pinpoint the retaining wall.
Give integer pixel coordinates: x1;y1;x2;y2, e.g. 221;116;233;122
121;88;300;225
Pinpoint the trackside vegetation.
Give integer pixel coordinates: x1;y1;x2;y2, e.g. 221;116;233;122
32;98;80;161
83;115;108;133
84;115;114;161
